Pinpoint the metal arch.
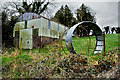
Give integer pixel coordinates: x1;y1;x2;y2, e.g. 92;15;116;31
66;21;104;54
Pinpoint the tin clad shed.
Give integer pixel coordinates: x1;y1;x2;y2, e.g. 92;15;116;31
13;12;68;49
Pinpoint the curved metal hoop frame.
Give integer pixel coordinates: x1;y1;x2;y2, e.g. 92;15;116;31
66;21;104;54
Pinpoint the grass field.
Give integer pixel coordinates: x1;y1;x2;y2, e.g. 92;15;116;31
1;34;119;78
71;34;119;62
3;34;119;60
72;34;119;58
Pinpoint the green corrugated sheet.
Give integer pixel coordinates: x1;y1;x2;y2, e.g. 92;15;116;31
20;29;33;49
13;17;68;49
13;21;25;37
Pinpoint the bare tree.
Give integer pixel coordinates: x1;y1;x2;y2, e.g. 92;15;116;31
2;0;56;18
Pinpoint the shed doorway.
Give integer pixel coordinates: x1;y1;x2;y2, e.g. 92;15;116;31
33;28;41;48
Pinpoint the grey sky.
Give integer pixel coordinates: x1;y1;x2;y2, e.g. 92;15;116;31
118;2;120;27
1;0;119;30
49;1;119;30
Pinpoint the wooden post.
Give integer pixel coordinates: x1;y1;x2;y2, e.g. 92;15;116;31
103;33;106;56
45;36;47;44
59;35;62;53
88;35;91;53
19;38;22;55
40;36;42;48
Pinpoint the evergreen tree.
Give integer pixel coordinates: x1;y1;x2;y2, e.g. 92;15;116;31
76;3;96;22
53;5;77;27
76;3;96;37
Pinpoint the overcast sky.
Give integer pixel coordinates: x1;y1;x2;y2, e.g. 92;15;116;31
47;1;119;30
1;0;119;30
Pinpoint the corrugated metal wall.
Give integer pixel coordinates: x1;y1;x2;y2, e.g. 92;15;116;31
13;16;68;49
20;29;33;49
13;21;25;37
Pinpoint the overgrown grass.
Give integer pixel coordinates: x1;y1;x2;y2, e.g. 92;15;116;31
1;34;119;78
2;34;119;63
